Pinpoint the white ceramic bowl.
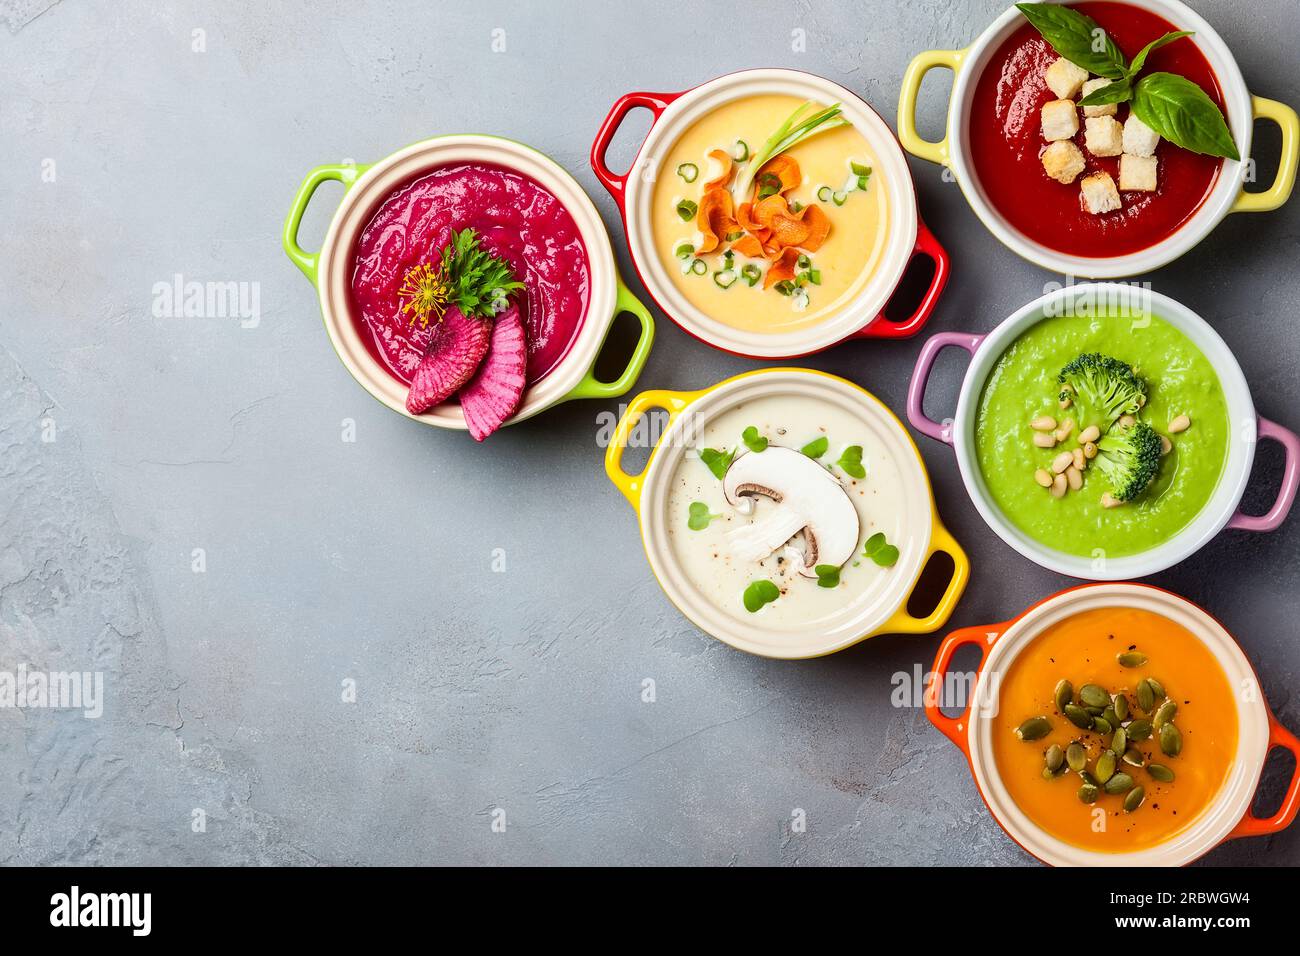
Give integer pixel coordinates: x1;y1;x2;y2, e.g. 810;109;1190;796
929;583;1300;866
282;135;654;431
908;283;1300;579
898;0;1299;277
592;69;950;358
604;368;968;659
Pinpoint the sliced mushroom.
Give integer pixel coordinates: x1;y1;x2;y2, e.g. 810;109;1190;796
722;446;861;578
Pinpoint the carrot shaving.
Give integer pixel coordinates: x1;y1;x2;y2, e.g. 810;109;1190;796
763;247;801;289
696;187;737;254
702;149;733;190
756;155;801;194
730;233;766;258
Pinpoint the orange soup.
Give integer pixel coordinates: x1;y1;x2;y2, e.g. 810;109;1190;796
991;606;1237;852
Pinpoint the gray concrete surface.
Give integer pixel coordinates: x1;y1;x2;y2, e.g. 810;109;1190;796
1;0;1297;866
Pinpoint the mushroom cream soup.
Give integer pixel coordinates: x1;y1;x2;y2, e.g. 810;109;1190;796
665;394;909;626
650;94;890;334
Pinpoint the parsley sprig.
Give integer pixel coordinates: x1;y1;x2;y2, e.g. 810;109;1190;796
398;228;525;327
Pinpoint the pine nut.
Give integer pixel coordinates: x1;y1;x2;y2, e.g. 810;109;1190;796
1059;397;1072;410
1051;474;1067;498
1119;414;1136;429
1066;466;1083;490
1084;441;1098;459
1160;434;1171;455
1101;492;1122;509
1034;468;1053;488
1079;425;1101;444
1052;452;1073;474
1031;415;1057;431
1169;414;1191;434
1072;448;1086;471
1033;432;1057;448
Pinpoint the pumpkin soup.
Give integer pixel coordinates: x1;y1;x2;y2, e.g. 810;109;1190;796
650;94;889;334
992;606;1237;852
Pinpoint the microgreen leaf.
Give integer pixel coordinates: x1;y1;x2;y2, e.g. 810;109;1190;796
864;532;900;567
1132;72;1239;160
801;435;829;459
742;426;768;453
836;445;866;479
687;501;719;531
699;447;735;481
814;564;841;589
742;579;780;613
1015;2;1127;79
864;532;886;555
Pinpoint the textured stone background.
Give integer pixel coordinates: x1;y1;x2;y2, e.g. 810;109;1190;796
1;0;1297;866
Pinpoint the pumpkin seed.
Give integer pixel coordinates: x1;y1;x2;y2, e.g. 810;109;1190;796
1148;677;1166;700
1066;742;1087;772
1041;766;1058;779
1015;716;1052;741
1079;770;1099;787
1159;722;1182;757
1054;679;1073;713
1064;704;1094;729
1154;699;1178;730
1085;705;1105;717
1079;684;1109;709
1148;763;1175;783
1045;744;1064;773
1103;772;1135;795
1093;717;1113;736
1123;747;1145;767
1123;785;1146;812
1111;727;1127;756
1114;694;1130;722
1127;718;1153;741
1095;750;1117;784
1102;706;1120;728
1136;679;1155;713
1117;651;1148;668
1078;783;1100;804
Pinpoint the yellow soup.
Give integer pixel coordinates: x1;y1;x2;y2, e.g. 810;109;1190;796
991;607;1237;853
650;94;889;334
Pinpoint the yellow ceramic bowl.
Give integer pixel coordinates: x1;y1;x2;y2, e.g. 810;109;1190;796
605;368;969;659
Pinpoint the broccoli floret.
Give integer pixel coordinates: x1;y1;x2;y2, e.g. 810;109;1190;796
1058;353;1148;429
1095;422;1162;501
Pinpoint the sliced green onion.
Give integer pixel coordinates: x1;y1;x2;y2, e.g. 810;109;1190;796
713;270;738;289
756;172;782;199
674;242;694;260
740;264;762;287
807;268;822;285
816;185;833;203
732;140;749;162
796;253;811;269
856;174;870;191
730;100;847;206
723;230;744;243
722;250;735;267
796;273;810;287
773;279;795;297
690;258;707;276
676;163;699;183
791;288;810;312
789;200;804;212
850;161;872;177
676;199;698;221
832;190;848;206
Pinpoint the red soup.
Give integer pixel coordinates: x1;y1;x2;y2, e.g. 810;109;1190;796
969;1;1225;258
351;163;590;385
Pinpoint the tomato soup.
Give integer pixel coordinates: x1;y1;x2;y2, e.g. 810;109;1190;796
991;607;1237;852
969;2;1224;257
350;163;589;385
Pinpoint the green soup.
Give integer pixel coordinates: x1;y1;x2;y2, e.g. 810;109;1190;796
975;310;1228;558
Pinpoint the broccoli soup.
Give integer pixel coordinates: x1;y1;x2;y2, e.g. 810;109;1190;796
650;94;889;334
975;308;1228;558
665;394;910;627
992;606;1237;852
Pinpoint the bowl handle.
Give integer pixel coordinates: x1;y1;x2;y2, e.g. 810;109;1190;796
850;217;950;340
282;164;369;284
926;621;1005;753
564;281;657;401
591;91;682;211
604;387;704;511
897;48;965;167
880;517;970;634
1225;713;1300;840
906;331;985;444
1230;95;1299;214
1226;417;1300;532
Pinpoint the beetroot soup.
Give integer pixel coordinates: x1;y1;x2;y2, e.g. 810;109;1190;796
970;1;1224;258
351;163;590;385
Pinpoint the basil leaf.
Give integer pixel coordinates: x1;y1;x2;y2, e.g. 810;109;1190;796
1079;77;1133;108
1015;3;1127;79
1127;30;1194;78
1132;72;1239;160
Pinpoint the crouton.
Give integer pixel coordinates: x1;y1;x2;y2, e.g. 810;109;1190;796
1122;113;1161;157
1045;57;1089;99
1119;153;1158;192
1085;115;1124;156
1042;140;1087;184
1080;171;1122;214
1081;78;1117;117
1042;99;1080;142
